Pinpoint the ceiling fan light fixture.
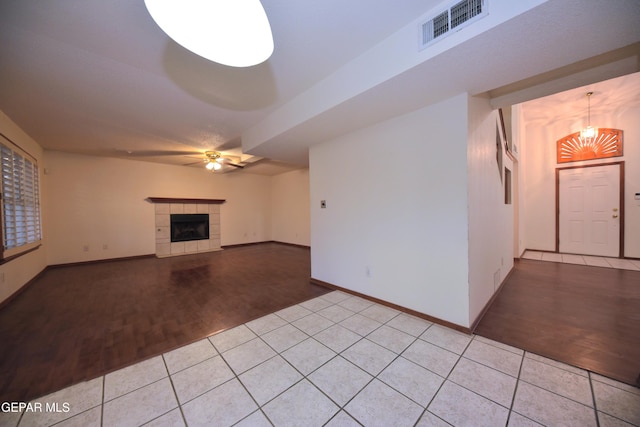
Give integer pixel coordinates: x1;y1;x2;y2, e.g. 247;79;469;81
205;161;215;170
144;0;274;67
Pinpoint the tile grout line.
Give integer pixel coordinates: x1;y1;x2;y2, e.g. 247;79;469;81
47;377;107;427
459;332;609;425
336;310;430;425
100;376;105;427
366;323;426;411
161;354;189;427
230;366;275;427
315;306;546;426
586;376;640;427
516;376;601;411
243;301;434;425
523;352;590;379
230;300;378;424
215;338;276;426
322;410;364;427
249;306;357;423
456;351;520;381
589;371;601;427
412;332;475;425
95;341;225;425
505;350;526;426
276;302;382;419
442;335;529;422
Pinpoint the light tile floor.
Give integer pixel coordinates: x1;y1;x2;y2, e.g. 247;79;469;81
2;291;639;427
522;250;640;271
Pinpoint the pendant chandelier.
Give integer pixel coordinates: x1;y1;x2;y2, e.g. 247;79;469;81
556;90;623;164
580;91;598;144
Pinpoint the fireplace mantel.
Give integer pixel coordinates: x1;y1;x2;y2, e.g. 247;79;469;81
147;197;226;204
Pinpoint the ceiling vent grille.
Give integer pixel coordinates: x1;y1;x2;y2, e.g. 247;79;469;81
419;0;487;49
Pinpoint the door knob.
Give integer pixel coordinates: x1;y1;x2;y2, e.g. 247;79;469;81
613;208;618;212
613;214;618;218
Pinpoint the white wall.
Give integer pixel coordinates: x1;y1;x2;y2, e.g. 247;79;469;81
467;96;515;324
271;169;310;246
310;94;471;327
521;103;640;258
0;111;47;303
43;151;273;265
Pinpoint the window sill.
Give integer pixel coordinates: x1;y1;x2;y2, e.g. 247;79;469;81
1;243;42;265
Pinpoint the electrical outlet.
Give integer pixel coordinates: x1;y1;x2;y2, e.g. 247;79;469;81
103;244;108;250
83;245;89;252
320;200;326;208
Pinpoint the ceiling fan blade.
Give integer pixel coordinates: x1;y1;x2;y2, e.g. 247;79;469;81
116;149;202;157
218;157;245;168
182;160;204;166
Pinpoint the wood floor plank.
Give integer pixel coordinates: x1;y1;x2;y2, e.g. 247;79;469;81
0;243;329;402
475;258;640;387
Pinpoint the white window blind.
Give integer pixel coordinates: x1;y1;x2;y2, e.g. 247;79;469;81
1;141;42;255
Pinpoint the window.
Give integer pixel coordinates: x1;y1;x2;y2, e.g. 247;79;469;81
1;134;42;259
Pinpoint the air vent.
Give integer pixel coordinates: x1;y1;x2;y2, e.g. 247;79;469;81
419;0;487;49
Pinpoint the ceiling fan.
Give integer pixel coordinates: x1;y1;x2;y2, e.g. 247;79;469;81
115;148;246;171
189;151;245;171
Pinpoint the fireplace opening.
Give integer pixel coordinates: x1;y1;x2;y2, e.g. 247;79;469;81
170;214;209;242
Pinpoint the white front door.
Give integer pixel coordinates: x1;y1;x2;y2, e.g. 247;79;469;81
558;164;620;257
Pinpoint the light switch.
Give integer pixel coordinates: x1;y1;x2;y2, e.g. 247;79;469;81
320;200;326;208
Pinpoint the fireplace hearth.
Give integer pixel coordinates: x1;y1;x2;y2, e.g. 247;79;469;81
170;214;209;242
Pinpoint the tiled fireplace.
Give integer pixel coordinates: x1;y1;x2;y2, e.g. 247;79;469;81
148;197;225;258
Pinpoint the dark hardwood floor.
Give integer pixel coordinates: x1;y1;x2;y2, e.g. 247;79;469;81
0;243;330;403
475;258;640;387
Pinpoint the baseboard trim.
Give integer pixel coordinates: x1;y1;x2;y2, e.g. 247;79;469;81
469;265;515;333
48;254;156;269
271;241;311;250
310;277;471;334
0;267;47;310
222;241;310;250
221;242;266;249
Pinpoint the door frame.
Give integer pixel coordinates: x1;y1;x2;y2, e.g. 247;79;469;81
555;161;625;257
